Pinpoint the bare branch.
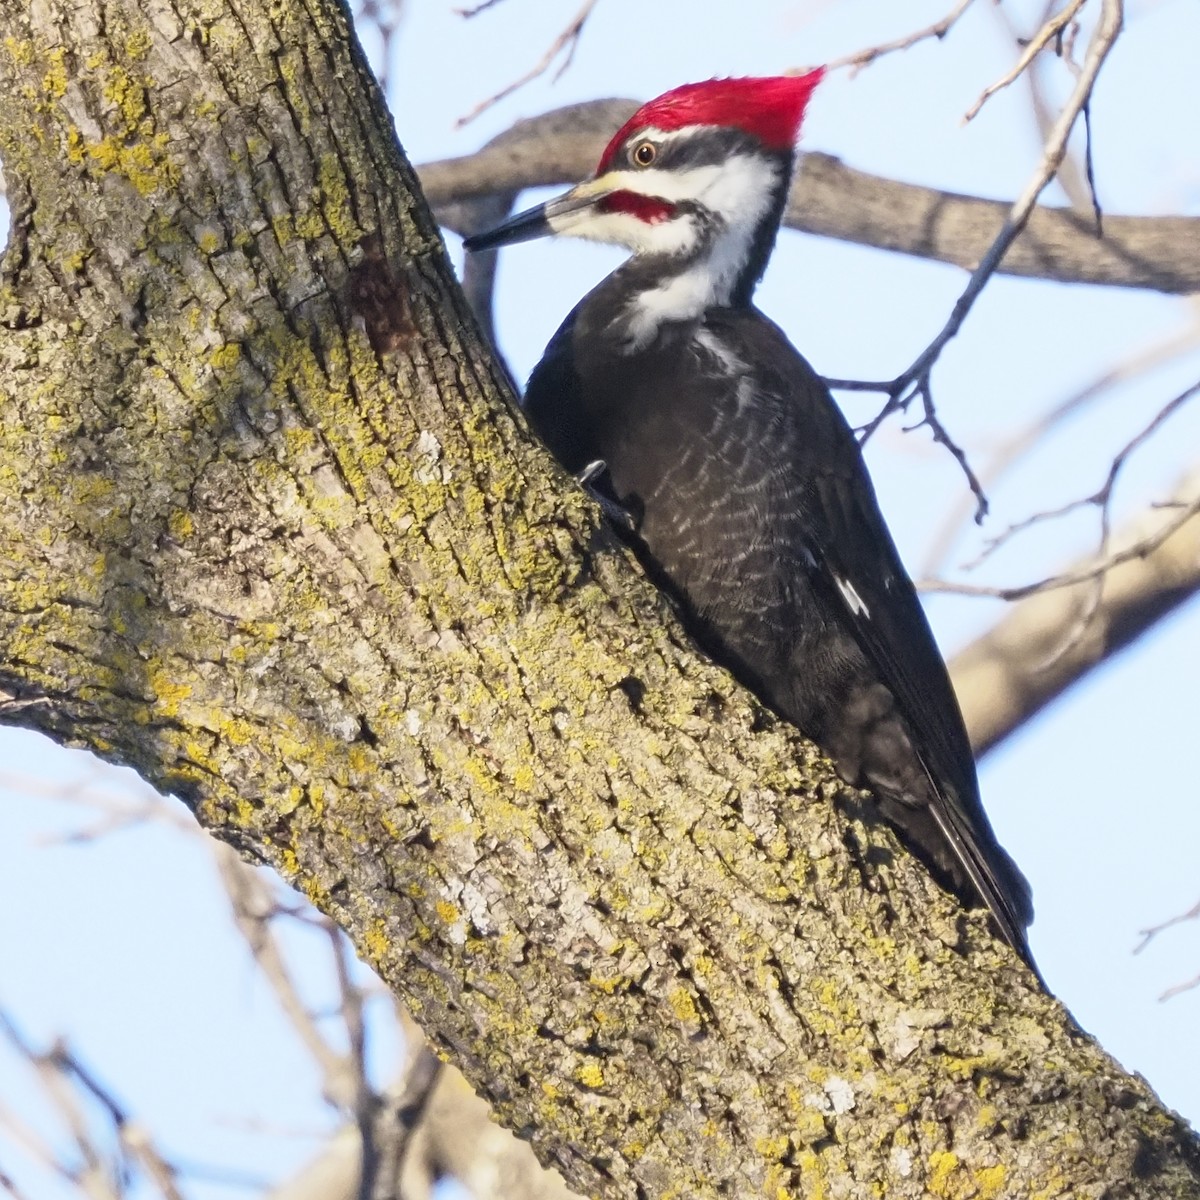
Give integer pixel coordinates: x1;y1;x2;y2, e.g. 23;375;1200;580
352;0;408;95
1134;898;1200;1001
988;0;1094;210
443;190;521;352
379;1044;442;1200
1135;898;1200;956
830;376;989;520
0;767;195;845
455;0;507;16
455;0;601;128
941;378;1200;588
216;851;354;1100
0;1011;189;1200
965;0;1088;121
322;926;377;1200
1158;973;1200;1002
0;1014;116;1200
0;1095;81;1196
420;112;1200;295
927;497;1200;600
825;0;976;75
852;1;1122;430
912;380;991;519
50;1050;184;1200
0;1164;37;1200
823;0;1125;500
949;466;1200;758
921;311;1200;577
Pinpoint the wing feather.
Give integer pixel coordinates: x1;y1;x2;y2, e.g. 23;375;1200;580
729;312;1034;954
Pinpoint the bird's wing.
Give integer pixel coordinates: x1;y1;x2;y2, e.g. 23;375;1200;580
806;465;1034;948
735;313;1034;947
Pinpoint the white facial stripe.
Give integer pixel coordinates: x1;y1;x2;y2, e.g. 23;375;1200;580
638;124;727;151
621;160;781;347
550;145;788;349
599;155;781;221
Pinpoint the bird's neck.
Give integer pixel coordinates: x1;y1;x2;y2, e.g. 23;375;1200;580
605;189;787;352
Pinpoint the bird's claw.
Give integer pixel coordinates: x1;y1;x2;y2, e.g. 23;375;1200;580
576;460;637;533
577;459;608;488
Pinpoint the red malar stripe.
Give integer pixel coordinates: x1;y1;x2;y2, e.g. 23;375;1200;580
599;191;676;224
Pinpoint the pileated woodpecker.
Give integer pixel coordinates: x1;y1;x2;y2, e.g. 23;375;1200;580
464;74;1034;968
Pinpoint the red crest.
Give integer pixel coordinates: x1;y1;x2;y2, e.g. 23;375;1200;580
597;71;824;174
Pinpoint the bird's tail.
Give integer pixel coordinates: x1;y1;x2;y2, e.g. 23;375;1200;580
927;795;1036;973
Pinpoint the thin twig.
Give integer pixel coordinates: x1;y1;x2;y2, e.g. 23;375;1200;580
916;0;1119;378
1134;897;1200;955
829;373;986;519
911;379;990;515
824;0;976;76
964;0;1089;122
835;0;1124;515
949;464;1200;758
377;1043;443;1198
0;767;190;847
217;851;350;1091
920;492;1200;600
354;0;408;95
989;0;1093;210
1158;973;1200;1002
0;1097;75;1192
961;378;1200;571
456;0;600;127
324;926;376;1200
920;314;1200;577
0;1165;36;1200
1131;878;1200;999
454;0;506;16
53;1049;185;1200
1080;98;1102;234
1053;0;1105;231
0;1014;119;1199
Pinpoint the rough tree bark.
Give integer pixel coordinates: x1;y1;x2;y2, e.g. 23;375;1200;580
1;2;1198;1198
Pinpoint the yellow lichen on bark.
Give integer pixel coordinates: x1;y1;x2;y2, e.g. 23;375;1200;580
1;2;1199;1199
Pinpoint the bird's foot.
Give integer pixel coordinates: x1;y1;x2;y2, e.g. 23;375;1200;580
576;460;637;534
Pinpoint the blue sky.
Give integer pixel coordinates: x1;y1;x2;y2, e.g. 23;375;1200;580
2;2;1198;1196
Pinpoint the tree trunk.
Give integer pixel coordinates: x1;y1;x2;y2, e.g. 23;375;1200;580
1;2;1197;1197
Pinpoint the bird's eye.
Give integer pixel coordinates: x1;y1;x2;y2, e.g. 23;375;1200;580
631;140;657;167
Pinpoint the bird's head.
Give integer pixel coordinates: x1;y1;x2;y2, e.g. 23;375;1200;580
463;72;824;264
